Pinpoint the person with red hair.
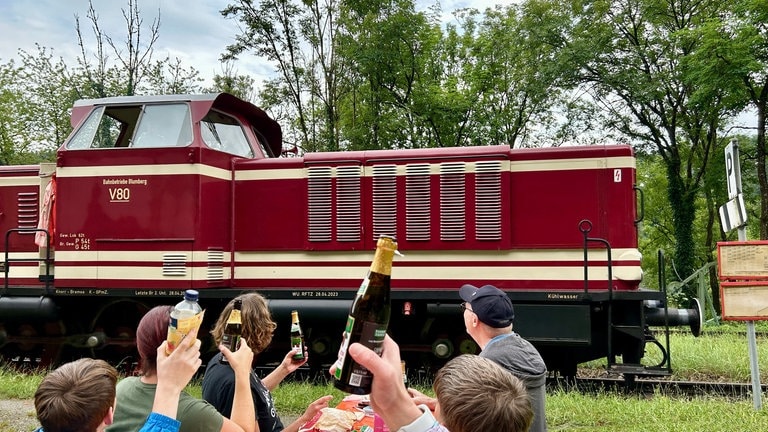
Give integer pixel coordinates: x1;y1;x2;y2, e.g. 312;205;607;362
108;306;257;432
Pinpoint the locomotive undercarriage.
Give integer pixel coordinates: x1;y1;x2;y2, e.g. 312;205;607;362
0;291;700;382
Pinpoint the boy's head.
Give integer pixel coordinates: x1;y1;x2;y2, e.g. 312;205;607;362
433;354;533;432
34;358;118;432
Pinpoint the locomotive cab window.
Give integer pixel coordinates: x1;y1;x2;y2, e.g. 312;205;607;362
131;104;192;148
201;110;254;158
66;103;192;149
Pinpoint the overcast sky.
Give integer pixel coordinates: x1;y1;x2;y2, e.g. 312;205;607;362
0;0;514;88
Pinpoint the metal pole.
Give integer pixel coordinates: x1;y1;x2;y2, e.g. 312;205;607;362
728;139;762;410
738;225;762;410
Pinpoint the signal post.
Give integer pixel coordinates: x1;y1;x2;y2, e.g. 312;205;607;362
717;139;765;410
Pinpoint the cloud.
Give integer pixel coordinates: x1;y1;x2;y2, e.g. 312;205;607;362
0;0;515;90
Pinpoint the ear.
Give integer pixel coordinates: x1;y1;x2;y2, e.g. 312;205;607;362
103;405;115;426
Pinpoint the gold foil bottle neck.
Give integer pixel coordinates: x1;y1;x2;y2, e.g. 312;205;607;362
371;235;397;276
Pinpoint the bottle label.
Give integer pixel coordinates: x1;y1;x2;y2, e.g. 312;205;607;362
166;310;205;354
334;316;386;389
333;315;355;379
291;334;305;359
221;333;241;352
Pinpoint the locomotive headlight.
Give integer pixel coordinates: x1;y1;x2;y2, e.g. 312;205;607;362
86;335;100;348
432;339;453;359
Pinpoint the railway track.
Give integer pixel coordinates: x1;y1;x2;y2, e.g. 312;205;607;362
547;376;767;399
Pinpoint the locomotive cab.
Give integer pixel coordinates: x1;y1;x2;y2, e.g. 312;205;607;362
1;94;282;365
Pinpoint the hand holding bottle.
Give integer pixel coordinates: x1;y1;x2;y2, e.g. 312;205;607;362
333;235;397;394
281;346;308;373
220;336;254;373
153;327;202;419
331;335;422;431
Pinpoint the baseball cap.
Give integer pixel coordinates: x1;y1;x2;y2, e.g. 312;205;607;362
459;284;514;328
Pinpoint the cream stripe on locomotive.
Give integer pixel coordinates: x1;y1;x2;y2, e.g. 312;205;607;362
56;163;232;180
233;265;634;282
3;252;44;278
232;248;640;262
234;156;635;181
51;264;634;282
50;248;641;282
54;250;232;281
0;176;41;187
56;250;233;261
54;265;232;281
49;156;634;182
508;156;635;172
55;248;638;263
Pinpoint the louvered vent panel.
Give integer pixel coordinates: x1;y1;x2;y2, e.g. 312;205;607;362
17;192;39;231
207;248;224;282
372;164;397;241
405;164;430;241
475;161;502;240
440;162;465;241
163;253;187;277
336;166;362;242
308;167;332;242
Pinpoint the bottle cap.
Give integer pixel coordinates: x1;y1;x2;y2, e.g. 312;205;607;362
184;289;199;301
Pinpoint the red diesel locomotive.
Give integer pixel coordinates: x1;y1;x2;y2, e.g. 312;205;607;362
0;93;700;376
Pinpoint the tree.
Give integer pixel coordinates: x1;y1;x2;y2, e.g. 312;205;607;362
75;0;160;97
462;3;571;148
222;0;345;152
537;0;739;299
0;59;32;164
16;46;80;157
338;0;443;149
207;61;255;101
74;0;202;98
691;1;768;239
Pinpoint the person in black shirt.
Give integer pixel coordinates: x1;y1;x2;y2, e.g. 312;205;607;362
202;293;332;432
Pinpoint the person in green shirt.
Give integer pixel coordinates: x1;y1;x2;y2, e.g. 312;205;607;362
108;306;257;432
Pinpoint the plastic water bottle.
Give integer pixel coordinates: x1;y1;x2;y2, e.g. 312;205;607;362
166;289;203;353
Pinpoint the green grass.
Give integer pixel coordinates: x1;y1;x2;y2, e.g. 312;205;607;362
546;388;768;431
0;367;43;399
582;330;768;382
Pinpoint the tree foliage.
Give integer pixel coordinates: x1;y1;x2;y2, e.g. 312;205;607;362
528;0;744;299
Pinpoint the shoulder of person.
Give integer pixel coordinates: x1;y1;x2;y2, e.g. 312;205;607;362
177;394;225;423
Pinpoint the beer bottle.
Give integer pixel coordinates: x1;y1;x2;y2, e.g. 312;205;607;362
290;310;306;361
333;235;397;394
220;299;242;364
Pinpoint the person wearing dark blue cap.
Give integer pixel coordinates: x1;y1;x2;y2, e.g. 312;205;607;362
458;284;548;432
